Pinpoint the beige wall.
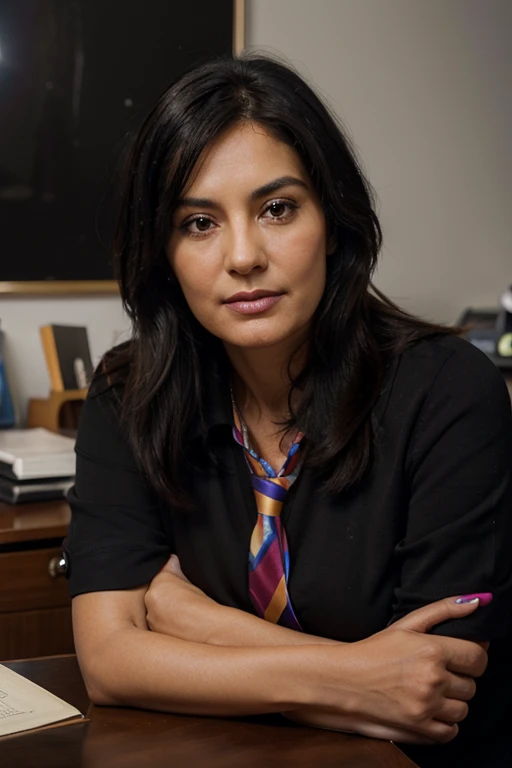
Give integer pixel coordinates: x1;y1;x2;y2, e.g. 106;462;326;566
0;297;128;423
1;0;510;422
246;0;512;323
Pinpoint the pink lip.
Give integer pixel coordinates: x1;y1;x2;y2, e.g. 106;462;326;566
225;294;283;315
224;289;282;303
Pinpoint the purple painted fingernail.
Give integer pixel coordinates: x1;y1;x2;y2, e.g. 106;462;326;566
455;593;493;606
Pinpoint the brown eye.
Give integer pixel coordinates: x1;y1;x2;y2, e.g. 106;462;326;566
268;202;287;217
194;216;211;231
262;200;298;222
180;215;215;236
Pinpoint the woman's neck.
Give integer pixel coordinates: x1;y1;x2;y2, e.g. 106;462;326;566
224;338;307;423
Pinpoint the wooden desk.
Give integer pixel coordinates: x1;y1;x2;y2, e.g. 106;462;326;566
1;656;418;767
0;501;73;661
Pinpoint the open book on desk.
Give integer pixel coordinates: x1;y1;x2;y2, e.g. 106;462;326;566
0;665;85;738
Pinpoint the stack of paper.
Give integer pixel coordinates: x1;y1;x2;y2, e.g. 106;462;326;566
0;428;76;504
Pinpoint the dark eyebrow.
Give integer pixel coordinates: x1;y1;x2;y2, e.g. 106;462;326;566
176;175;308;210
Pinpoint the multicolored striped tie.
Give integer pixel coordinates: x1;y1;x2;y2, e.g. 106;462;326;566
232;404;303;631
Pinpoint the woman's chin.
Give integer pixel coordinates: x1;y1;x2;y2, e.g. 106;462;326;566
221;335;288;350
218;325;310;353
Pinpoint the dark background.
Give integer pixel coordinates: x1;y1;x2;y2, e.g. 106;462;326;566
0;0;234;282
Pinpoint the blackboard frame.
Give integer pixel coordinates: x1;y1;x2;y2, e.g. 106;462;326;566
0;0;245;296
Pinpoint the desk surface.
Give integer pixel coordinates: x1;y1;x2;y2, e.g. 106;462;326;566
0;500;70;546
1;656;418;768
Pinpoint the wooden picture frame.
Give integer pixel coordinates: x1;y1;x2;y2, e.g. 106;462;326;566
0;0;245;297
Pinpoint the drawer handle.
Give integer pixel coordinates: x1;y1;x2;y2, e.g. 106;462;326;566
48;553;68;578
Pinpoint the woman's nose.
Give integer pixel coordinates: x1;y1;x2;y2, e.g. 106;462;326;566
223;223;268;275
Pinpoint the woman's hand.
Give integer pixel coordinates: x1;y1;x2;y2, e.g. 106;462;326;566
289;597;488;745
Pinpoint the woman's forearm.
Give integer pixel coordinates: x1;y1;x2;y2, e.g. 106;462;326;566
196;603;341;647
85;624;436;745
145;570;341;647
85;624;317;715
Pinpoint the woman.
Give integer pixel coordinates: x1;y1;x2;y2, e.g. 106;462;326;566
66;54;512;767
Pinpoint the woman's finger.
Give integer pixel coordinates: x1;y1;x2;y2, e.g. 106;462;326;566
444;672;477;702
162;554;190;582
434;698;469;725
436;635;489;678
422;720;460;744
390;595;489;634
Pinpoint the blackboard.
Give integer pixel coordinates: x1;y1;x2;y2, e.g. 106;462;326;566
0;0;243;292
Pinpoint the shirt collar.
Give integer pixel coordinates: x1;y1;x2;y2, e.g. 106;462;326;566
189;350;399;442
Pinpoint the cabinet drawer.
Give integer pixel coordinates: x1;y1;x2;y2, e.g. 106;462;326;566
0;547;71;612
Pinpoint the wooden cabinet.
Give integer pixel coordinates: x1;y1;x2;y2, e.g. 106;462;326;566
0;500;74;661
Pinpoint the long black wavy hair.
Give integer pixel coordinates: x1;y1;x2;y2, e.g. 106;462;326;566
104;52;459;508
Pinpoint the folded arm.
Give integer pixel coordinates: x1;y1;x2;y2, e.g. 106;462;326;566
144;556;491;652
144;555;340;648
73;584;486;746
72;587;311;716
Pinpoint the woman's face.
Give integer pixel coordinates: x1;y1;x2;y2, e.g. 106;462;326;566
167;121;334;352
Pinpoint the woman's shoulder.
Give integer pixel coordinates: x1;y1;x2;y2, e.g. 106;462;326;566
76;342;134;461
403;331;492;364
399;332;507;388
377;332;511;430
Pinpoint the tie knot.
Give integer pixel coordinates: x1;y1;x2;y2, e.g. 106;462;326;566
252;474;288;499
251;475;287;518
